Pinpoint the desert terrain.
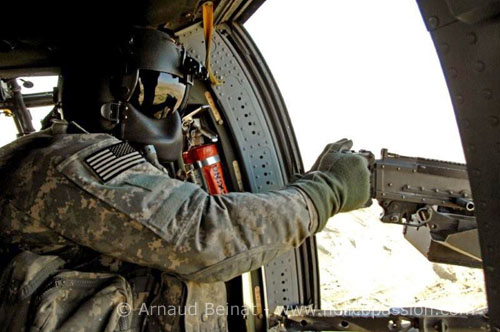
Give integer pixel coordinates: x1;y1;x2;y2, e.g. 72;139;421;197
317;203;486;313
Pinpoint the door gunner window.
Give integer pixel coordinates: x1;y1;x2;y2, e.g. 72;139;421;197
246;0;486;312
0;76;58;147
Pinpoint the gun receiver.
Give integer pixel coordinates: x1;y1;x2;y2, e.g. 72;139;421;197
366;149;480;268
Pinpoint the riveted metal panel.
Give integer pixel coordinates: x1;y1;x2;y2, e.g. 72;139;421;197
418;0;500;329
178;24;283;193
265;253;300;307
177;24;301;311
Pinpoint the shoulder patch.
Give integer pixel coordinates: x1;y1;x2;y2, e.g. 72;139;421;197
85;142;145;182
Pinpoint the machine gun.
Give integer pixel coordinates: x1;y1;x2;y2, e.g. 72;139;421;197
362;149;480;268
269;150;486;332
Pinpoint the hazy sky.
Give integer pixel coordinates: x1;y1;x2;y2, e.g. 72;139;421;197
245;0;464;167
1;0;464;167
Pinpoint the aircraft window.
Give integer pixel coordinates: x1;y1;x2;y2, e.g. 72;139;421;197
0;76;57;147
246;0;486;312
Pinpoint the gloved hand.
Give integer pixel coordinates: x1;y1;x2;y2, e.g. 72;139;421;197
290;138;371;232
310;138;355;172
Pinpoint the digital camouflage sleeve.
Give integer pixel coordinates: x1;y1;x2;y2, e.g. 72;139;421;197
0;129;319;283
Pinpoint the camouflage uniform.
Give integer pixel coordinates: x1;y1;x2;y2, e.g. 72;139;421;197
0;122;319;332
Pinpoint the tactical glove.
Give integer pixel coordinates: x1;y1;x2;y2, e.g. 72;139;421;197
290;139;370;232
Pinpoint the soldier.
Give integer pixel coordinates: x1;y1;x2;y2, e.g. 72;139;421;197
0;28;370;332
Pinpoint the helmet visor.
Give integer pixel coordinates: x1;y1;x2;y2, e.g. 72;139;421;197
132;70;187;119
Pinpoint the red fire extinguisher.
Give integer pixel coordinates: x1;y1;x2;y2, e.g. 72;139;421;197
183;144;228;195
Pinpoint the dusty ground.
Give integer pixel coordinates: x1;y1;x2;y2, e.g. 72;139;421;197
317;203;487;313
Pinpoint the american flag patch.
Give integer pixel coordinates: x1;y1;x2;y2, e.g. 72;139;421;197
85;142;145;182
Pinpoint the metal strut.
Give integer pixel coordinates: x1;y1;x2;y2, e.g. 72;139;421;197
0;78;36;136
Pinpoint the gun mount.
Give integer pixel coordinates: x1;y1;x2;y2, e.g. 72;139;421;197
369;149;480;268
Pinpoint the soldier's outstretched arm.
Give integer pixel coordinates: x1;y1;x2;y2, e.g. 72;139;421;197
7;136;369;282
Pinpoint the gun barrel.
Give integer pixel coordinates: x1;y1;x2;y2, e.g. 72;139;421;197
455;197;475;212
